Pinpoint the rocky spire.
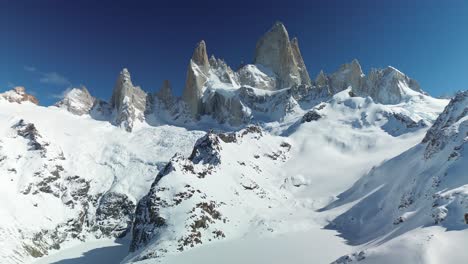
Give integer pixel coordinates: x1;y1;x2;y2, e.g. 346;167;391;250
329;59;364;94
356;66;424;104
291;37;311;85
315;70;329;87
191;40;210;72
156;80;173;106
253;22;306;89
110;68;147;132
182;41;210;117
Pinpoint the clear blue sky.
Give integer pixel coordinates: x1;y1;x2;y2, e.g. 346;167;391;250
1;0;467;105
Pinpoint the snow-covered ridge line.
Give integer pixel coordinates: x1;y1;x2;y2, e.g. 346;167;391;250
0;22;433;132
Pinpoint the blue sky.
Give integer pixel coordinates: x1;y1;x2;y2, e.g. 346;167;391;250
1;0;467;105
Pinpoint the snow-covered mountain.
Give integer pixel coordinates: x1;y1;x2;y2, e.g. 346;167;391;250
0;22;465;264
324;91;468;263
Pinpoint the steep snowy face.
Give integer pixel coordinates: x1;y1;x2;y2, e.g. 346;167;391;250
323;91;467;261
110;68;147;132
55;87;95;115
208;55;239;87
423;90;468;158
355;66;424;104
253;22;307;88
237;64;277;90
0;86;39;105
182;41;210;117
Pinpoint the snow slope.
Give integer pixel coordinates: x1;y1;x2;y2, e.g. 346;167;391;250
123;90;448;263
325;91;468;263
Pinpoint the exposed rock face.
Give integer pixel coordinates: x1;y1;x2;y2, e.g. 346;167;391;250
110;68;147;132
315;70;329;87
0;86;39;105
254;22;309;88
182;41;210;117
201;90;249;126
291;37;312;86
94;192;136;238
301;110;322;123
55;87;95;115
329;59;365;94
422;90;468;158
355;66;423;104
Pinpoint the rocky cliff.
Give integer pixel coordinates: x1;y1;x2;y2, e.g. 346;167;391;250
253;22;309;88
182;41;210;118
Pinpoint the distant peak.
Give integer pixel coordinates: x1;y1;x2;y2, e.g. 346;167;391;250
161;80;171;90
118;68;132;83
266;21;289;39
1;86;39;105
351;59;361;68
14;86;26;94
121;68;130;75
191;40;209;70
273;21;286;29
291;37;298;44
197;40;206;47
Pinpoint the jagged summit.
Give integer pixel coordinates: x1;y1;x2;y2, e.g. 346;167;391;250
291;37;312;86
315;70;329;87
254;22;307;88
191;40;210;72
25;23;438;131
55;86;95;115
156;80;172;100
329;59;365;94
155;79;174;109
182;41;211;117
0;86;39;105
110;68;147;132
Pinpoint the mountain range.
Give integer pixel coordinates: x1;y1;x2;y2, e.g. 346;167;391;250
0;22;466;264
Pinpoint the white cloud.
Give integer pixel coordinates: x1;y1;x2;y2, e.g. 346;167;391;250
40;72;71;86
24;66;71;87
50;87;72;99
24;66;37;72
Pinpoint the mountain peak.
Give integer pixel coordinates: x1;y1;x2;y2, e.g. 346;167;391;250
191;40;209;71
117;67;132;85
111;69;147;132
156;80;173;104
315;70;329;87
254;22;307;88
0;86;39;105
55;86;95;115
